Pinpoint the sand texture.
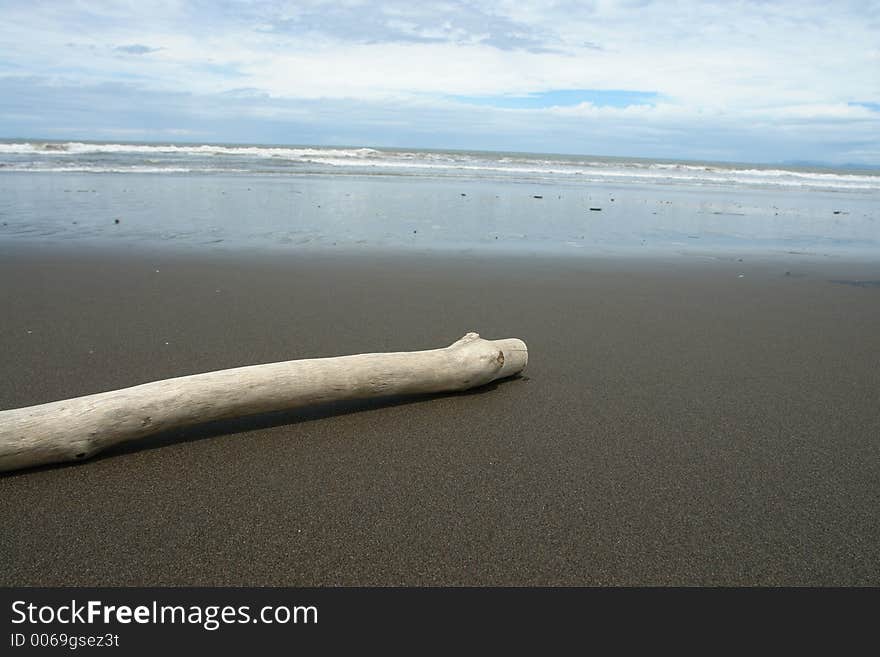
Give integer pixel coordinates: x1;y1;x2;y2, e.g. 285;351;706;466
1;244;878;585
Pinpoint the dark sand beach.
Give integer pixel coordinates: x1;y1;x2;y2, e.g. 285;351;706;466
1;243;879;586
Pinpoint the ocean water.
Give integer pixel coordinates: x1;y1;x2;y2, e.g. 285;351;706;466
1;140;878;257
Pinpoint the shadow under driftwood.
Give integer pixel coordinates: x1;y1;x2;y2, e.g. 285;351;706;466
1;375;523;478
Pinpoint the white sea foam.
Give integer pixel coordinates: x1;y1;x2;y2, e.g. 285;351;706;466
0;141;383;159
4;165;249;174
0;141;877;191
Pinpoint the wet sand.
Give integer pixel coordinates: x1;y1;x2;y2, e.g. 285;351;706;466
1;243;879;585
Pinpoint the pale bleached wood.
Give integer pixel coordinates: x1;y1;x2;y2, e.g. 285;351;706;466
0;333;527;472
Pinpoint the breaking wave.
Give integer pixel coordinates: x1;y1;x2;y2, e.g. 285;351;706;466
1;141;878;191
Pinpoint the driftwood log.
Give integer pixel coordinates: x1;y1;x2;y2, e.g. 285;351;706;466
0;332;527;472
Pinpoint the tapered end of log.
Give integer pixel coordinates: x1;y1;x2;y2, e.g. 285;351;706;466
448;332;528;383
488;337;529;381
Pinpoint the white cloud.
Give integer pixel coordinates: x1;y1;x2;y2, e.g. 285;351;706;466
0;1;877;162
2;1;876;104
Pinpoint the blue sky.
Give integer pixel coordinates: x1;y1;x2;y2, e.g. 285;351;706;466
0;0;878;164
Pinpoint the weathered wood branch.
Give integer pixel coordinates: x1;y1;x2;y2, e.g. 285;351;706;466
0;332;527;472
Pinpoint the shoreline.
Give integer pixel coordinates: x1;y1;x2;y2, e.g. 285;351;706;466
1;168;877;258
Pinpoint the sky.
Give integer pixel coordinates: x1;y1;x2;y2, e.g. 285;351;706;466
0;0;878;164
